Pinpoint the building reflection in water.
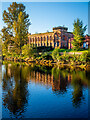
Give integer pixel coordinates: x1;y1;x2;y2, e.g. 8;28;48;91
2;63;89;118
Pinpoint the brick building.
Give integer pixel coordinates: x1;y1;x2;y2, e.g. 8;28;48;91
7;26;90;51
28;26;73;49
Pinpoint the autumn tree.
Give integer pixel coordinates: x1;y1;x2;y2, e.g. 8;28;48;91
72;18;87;50
2;2;30;55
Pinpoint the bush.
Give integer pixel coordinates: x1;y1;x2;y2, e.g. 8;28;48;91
41;52;53;60
22;44;38;59
80;51;89;63
52;48;61;62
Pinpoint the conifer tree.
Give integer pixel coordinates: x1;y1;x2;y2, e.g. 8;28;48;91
72;18;87;50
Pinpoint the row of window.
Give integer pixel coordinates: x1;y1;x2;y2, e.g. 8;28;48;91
32;43;52;47
30;36;53;42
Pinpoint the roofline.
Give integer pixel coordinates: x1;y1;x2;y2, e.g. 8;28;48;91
29;32;54;36
53;26;68;30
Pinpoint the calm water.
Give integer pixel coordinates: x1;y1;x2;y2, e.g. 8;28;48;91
1;62;89;119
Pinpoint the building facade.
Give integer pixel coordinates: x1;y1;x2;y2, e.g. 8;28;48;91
68;35;90;49
28;26;73;49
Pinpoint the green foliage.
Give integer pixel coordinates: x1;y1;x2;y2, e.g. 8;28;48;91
2;2;30;55
72;53;77;62
13;11;30;54
41;52;53;60
72;18;87;50
22;44;30;57
2;43;8;56
22;44;38;59
80;51;89;63
28;45;37;59
57;52;70;63
52;66;61;79
52;48;60;62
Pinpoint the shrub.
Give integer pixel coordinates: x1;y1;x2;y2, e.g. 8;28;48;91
80;51;89;63
52;48;61;62
58;52;70;63
41;52;53;60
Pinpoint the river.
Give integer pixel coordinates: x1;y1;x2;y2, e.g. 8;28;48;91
0;62;89;119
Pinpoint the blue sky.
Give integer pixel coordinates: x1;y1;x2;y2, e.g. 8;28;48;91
1;1;88;34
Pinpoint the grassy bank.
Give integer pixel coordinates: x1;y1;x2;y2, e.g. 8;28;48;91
2;46;90;68
4;49;90;68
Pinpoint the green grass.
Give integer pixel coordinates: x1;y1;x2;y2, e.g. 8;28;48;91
58;48;89;53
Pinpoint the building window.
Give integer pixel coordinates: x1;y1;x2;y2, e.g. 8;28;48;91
38;37;39;41
44;37;45;41
61;43;62;48
54;43;56;47
57;42;59;47
83;42;86;48
47;36;48;40
47;42;48;46
63;35;65;41
68;37;70;40
63;37;65;41
86;42;88;48
57;36;59;40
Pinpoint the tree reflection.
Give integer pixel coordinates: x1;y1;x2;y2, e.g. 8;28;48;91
71;70;88;108
2;63;30;118
52;66;88;107
2;62;89;118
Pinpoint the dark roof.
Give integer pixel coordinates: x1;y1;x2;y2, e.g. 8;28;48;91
53;26;68;30
67;32;73;34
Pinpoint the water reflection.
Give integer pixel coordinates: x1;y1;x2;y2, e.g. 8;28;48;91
2;62;89;118
2;64;29;118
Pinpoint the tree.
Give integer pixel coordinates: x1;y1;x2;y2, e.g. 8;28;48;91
13;11;30;54
22;44;30;57
72;18;87;50
2;2;30;55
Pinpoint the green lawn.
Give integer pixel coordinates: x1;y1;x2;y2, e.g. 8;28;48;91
58;48;89;53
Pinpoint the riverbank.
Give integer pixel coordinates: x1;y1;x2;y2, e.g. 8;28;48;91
2;58;90;71
2;48;90;69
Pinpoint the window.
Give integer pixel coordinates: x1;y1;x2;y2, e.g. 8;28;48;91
50;36;52;40
63;37;65;41
57;42;59;47
83;42;86;48
63;35;65;41
47;36;48;40
50;43;52;46
54;43;56;47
